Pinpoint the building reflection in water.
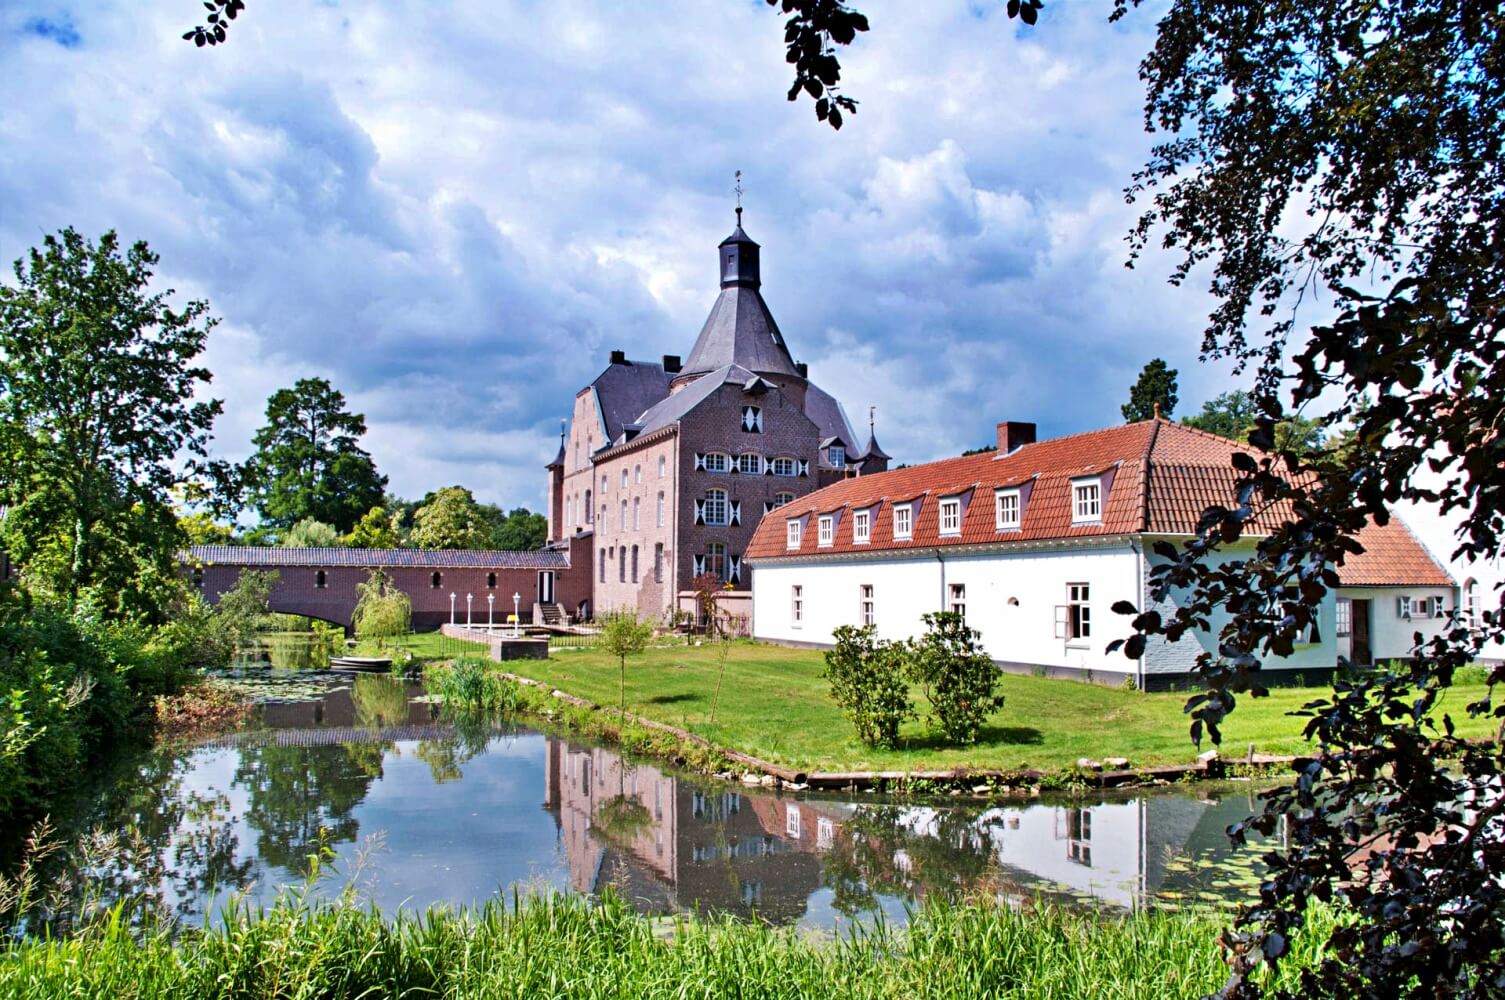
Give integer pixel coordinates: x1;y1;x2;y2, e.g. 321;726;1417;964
544;736;1258;922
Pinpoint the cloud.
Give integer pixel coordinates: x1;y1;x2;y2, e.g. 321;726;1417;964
0;0;1237;509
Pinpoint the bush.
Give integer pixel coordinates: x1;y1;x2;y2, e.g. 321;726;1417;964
906;612;1003;744
823;625;913;748
426;657;523;714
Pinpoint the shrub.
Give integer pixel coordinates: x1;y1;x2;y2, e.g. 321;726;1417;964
823;625;913;748
426;657;523;714
906;612;1003;744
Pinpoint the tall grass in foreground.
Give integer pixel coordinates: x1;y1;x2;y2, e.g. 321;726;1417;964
0;889;1334;999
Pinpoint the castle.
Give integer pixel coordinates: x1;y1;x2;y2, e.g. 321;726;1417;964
545;215;888;620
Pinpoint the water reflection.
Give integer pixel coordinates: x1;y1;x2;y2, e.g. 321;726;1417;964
52;678;1268;930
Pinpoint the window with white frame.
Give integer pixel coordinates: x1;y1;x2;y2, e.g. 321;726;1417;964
829;444;845;468
770;457;797;477
860;584;874;626
772;492;794;508
949;583;966;620
1336;598;1353;637
853;509;870;544
939;497;961;535
704;488;729;526
786;519;802;549
995;488;1021;530
1056;583;1091;643
1269;587;1322;644
791;584;803;625
1466;579;1481;627
634;464;642;484
818;515;834;547
703;452;730;473
786;804;801;838
742;406;763;432
1072;479;1102;522
705;542;727;582
632;497;640;530
737;453;762;475
656;491;665;528
893;503;912;540
817;817;834;850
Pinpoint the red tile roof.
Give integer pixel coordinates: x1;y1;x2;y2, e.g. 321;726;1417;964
744;418;1454;589
185;546;570;570
1339;519;1454;587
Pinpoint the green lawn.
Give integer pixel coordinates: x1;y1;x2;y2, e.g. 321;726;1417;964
511;641;1496;774
352;630;488;662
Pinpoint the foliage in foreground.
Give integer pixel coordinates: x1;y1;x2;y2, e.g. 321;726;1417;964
0;883;1339;1000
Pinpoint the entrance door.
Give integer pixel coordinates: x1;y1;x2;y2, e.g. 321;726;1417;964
1351;599;1372;665
538;571;555;604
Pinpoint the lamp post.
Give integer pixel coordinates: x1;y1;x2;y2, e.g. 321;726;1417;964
466;592;473;627
449;592;456;626
487;593;495;629
513;592;521;637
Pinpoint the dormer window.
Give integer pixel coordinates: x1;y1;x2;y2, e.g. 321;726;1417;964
1072;478;1102;523
893;503;912;540
829;445;846;468
742;406;763;433
853;509;870;544
787;519;802;549
995;488;1021;531
818;515;834;547
939;498;962;536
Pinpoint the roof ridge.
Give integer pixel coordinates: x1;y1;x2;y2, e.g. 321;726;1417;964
1158;415;1259;453
1138;418;1161;533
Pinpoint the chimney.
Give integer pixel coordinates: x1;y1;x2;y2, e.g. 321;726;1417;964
609;349;627;365
794;362;809;379
662;354;681;373
996;421;1036;454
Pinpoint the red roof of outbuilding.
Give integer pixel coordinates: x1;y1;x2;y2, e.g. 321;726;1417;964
1335;519;1454;587
744;418;1453;589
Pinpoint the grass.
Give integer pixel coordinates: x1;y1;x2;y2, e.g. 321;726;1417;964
514;641;1498;774
351;630;488;663
0;888;1334;999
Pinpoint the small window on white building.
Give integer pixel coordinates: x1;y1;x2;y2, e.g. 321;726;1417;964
1466;579;1481;628
786;519;802;549
853;509;870;544
791;584;803;625
1072;479;1102;523
818;515;834;547
770;457;798;477
939;498;961;536
995;488;1021;531
1336;598;1353;637
860;584;875;626
742;406;763;432
703;452;730;473
893;503;912;540
949;583;966;620
1056;583;1091;643
737;453;762;475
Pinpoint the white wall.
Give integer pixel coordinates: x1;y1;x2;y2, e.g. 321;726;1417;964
1390;499;1501;662
751;542;1144;680
1337;585;1455;663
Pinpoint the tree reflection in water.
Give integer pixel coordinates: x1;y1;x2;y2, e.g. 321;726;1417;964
820;805;1006;917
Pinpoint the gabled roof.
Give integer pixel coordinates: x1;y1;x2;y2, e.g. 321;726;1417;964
588;360;672;443
185;546;570;570
628;363;760;440
746;418;1452;587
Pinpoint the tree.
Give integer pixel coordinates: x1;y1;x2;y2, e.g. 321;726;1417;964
279;518;339;548
343;505;399;549
905;612;1003;744
409;487;491;550
243;378;386;535
1184;391;1326;457
1121;358;1178;422
352;570;411;650
0;229;222;619
599;612;653;719
490;507;547;551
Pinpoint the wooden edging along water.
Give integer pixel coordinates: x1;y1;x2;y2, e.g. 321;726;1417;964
490;667;1298;795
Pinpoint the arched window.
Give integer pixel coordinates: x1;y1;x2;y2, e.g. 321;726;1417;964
315;570;327;589
599;548;606;583
737;453;762;475
601;474;608;494
658;456;666;478
703;452;730;473
632;497;640;530
621;469;629;489
770;457;798;477
631;545;639;583
618;546;627;582
431;572;442;589
585;488;593;522
620;500;628;530
773;492;795;507
704;488;728;526
656;491;665;528
487;572;497;589
634;464;642;484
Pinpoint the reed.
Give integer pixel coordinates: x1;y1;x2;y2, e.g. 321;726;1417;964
0;888;1334;999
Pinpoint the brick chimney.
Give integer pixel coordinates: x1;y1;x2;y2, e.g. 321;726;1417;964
996;421;1036;454
609;349;627;365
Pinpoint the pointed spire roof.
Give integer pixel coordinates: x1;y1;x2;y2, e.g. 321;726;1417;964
860;430;891;462
681;221;800;379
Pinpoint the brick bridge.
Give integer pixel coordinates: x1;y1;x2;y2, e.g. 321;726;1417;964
186;535;593;631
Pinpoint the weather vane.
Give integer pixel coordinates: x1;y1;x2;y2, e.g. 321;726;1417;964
869;405;876;433
735;170;743;225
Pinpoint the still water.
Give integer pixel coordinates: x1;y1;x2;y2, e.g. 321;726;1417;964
75;673;1268;930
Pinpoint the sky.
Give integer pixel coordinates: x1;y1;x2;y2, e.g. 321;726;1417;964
0;0;1248;512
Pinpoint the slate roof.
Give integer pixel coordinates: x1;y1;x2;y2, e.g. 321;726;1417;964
744;418;1452;589
805;383;860;455
185;546;570;570
631;364;759;439
858;431;892;462
1336;519;1454;587
588;360;672;444
682;285;799;378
